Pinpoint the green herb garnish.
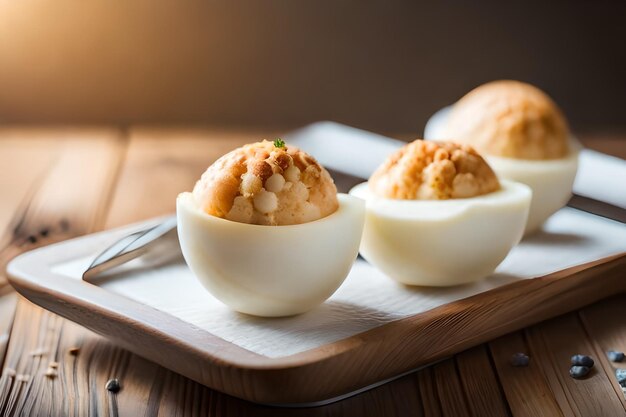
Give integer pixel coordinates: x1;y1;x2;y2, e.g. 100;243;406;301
273;138;285;148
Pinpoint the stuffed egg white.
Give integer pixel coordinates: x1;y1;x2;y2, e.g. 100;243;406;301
426;80;579;234
177;140;364;317
350;140;531;286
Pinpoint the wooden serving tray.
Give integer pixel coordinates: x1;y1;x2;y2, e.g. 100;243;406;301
6;206;626;405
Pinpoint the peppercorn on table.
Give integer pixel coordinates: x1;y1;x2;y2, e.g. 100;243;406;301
0;127;625;416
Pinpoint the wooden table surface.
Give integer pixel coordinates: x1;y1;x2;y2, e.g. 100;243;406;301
0;127;624;417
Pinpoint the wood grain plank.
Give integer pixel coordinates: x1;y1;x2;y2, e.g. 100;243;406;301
0;294;17;366
579;295;626;404
455;345;511;417
416;367;443;417
433;359;471;417
325;373;424;417
0;129;127;415
0;130;77;365
526;313;626;417
105;128;278;227
0;128;125;293
1;298;132;417
489;331;566;417
0;128;93;236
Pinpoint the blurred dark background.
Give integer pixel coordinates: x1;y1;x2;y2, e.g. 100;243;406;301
0;1;625;134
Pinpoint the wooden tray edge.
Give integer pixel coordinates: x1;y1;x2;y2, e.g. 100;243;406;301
6;221;626;404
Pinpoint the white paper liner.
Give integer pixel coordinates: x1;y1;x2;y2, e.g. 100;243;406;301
53;207;626;358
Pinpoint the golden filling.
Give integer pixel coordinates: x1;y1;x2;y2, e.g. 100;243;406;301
369;140;500;200
442;80;570;160
193;140;338;225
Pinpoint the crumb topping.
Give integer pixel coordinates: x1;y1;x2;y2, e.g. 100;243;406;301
369;140;500;200
443;80;570;160
193;140;338;225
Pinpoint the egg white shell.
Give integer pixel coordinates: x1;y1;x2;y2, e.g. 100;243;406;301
424;106;579;235
423;105;452;141
485;151;578;234
349;180;531;286
176;193;365;317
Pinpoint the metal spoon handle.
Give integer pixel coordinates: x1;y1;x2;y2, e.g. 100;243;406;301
82;215;178;280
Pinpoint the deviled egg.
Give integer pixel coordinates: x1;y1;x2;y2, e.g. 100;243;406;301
428;80;579;234
177;139;365;317
350;140;531;287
